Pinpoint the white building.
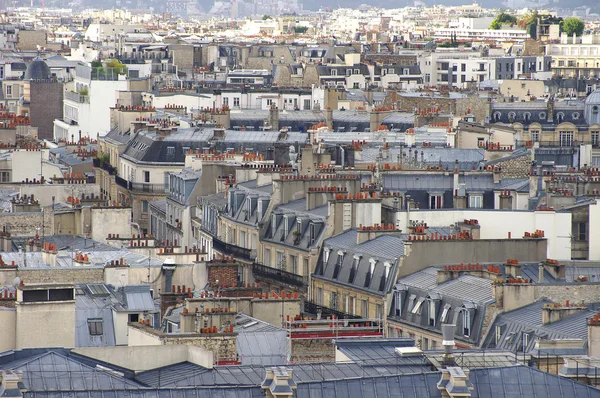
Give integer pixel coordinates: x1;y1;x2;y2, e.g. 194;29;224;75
53;63;128;141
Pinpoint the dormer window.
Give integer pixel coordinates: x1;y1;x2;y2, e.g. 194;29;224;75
440;304;451;323
411;297;424;314
463;310;471;336
296;219;302;235
283;216;289;239
323;247;330;264
333;250;344;279
349;255;361;283
557;112;565;123
271;214;277;238
365;258;377;288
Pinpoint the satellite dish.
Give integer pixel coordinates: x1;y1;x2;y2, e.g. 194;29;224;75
12;277;21;288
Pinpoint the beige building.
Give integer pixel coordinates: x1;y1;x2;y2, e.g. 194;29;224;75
499;80;546;101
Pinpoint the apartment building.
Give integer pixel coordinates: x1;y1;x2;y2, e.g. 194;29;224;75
546;34;600;79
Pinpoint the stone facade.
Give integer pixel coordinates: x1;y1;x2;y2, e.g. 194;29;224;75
17;30;48;51
290;338;335;363
17;267;104;285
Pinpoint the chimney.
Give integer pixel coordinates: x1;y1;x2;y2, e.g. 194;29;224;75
588;313;600;357
547;97;554;123
436;367;474;398
261;367;297;398
505;259;520;277
538;265;544;283
543;259;565;279
269;105;280;131
325;107;333;130
542;301;586;325
499;189;512;209
405;128;416;147
441;324;456;367
0;370;25;397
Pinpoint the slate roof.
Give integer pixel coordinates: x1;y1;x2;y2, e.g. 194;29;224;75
263;199;327;252
235;314;287;366
390;266;495;346
482;300;597;354
334;338;425;366
314;230;404;296
1;349;599;398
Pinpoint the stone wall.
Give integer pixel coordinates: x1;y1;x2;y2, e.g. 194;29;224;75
0;211;52;236
17;30;48;51
291;338;335;363
17;267;104;285
362;54;417;65
162;334;238;361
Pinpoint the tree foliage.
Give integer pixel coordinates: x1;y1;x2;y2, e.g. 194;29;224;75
293;26;308;34
490;12;518;30
561;17;584;36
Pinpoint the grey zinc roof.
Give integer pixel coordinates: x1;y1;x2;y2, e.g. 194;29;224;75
334;338;423;366
235;314;287;366
75;288;117;347
118;285;156;312
383;174;453;191
315;230;404;296
482;300;596;353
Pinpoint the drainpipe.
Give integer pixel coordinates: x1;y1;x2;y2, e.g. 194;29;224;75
339;145;345;168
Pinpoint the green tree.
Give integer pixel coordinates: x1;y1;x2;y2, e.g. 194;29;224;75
262;14;272;20
490;12;518;30
293;26;308;34
561;17;584;37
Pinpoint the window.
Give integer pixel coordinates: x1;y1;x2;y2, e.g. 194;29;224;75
559;131;573;147
469;194;483;209
429;194;443;209
264;248;271;266
290;255;297;274
143;171;150;183
403;68;409;75
440;304;451;323
362;299;368;317
393;290;402;316
266;99;273;106
142;200;148;213
240;230;247;248
354;69;360;74
428;300;436;326
592;131;599;146
331;69;337;76
495;325;502;345
6;85;11;96
330;292;338;310
276;251;284;270
346;69;351;76
353;82;359;89
304;99;311;110
557;112;565;123
317;287;323;305
88;319;103;336
463;310;471;336
346;296;355;314
578;222;587;241
531;130;540;142
411;297;424;314
303;258;309;278
223;97;229;106
376;304;383;319
233;97;240;107
283;216;289;239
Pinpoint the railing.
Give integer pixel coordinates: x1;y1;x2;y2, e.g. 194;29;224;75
64;90;89;104
92;158;117;175
303;300;361;319
114;175;167;194
516;140;588;148
212;236;256;262
252;263;307;288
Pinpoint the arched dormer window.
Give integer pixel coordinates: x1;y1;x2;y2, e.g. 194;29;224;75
523;112;531;123
557;112;565;123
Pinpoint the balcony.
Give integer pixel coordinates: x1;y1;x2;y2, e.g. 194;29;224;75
213;236;256;262
64;91;89;104
92;158;117;175
303;300;361;319
115;175;167;194
252;263;307;288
